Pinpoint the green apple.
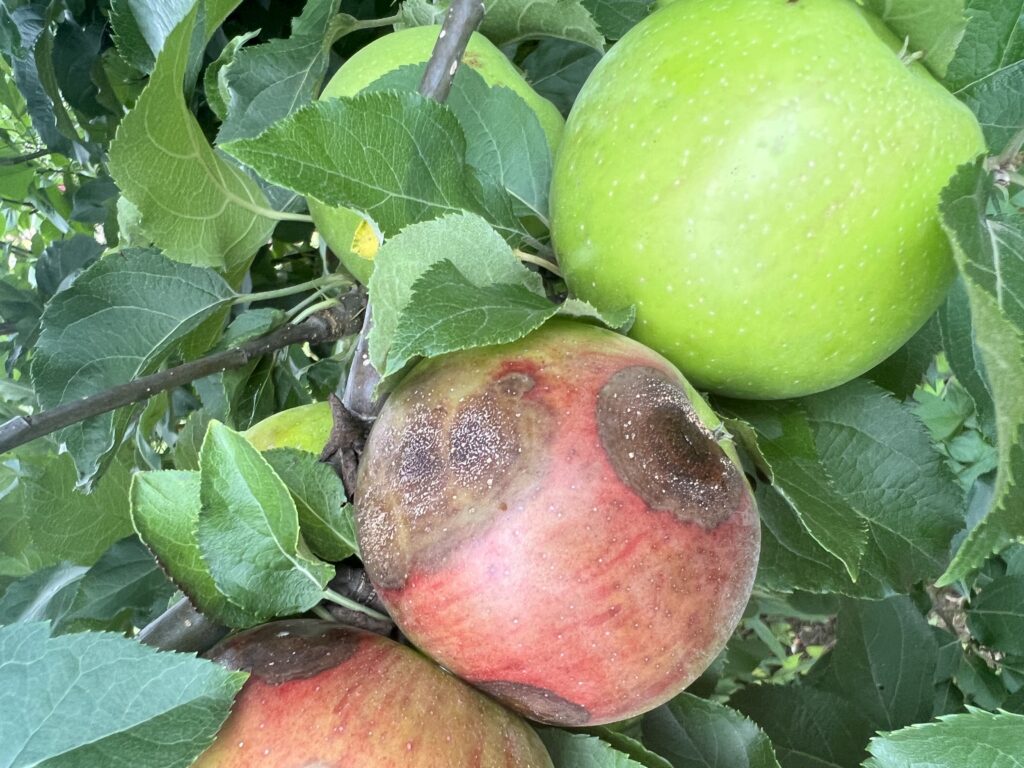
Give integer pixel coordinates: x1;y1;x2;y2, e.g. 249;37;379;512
242;401;333;454
195;620;553;767
550;0;985;399
355;319;759;725
311;24;564;284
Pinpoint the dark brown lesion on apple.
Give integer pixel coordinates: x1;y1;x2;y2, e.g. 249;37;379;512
206;620;362;685
596;366;747;529
356;370;551;590
471;680;591;726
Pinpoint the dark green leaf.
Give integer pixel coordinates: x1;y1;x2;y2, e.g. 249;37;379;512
0;562;86;627
581;0;651;39
641;693;781;768
520;38;601;117
31;249;236;487
730;684;875;768
865;314;942;400
967;575;1024;655
937;162;1024;584
216;0;352;143
34;234;103;298
0;621;246;768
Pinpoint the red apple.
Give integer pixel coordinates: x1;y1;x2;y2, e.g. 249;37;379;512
195;620;553;767
355;319;760;725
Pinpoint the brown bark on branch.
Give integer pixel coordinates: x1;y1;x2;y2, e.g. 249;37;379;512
0;291;366;455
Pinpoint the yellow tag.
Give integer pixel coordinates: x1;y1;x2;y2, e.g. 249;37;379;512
351;220;381;261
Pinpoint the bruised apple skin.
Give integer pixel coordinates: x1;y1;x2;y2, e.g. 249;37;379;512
355;319;760;726
195;620;553;768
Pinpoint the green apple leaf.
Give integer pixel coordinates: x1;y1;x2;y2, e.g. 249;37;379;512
866;315;943;400
31;249;236;487
721;400;870;581
222;91;526;243
368;212;542;373
204;29;259;120
364;64;553;220
537;728;649;767
966;575;1024;655
216;0;355;143
0;563;87;627
730;684;875;768
581;0;651;40
0;451;134;580
865;710;1024;768
589;729;672;768
823;596;938;731
956;647;1008;710
0;621;246;768
940;279;997;437
726;379;966;597
131;470;261;628
108;1;275;273
945;0;1024;149
56;536;174;634
520;38;603;117
386;259;558;377
558;297;636;331
198;421;334;618
641;693;782;768
862;0;967;78
937;162;1024;585
263;448;357;562
108;0;191;73
34;234;103;299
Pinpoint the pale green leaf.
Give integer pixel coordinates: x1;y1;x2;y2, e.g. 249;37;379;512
537;729;648;767
865;710;1024;768
263;448;357;562
386;259;557;377
108;2;275;273
862;0;967;78
368;212;541;373
197;421;334;617
131;470;260;628
966;575;1024;655
223;91;525;242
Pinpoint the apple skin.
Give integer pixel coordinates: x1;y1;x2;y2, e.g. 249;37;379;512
354;319;760;726
194;620;553;767
550;0;986;399
311;24;564;283
241;401;333;454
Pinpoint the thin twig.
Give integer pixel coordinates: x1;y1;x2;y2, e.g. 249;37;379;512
0;149;51;166
0;291;365;455
340;0;487;422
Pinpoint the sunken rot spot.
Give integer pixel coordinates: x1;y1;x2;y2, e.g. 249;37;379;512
470;680;591;726
206;620;361;685
355;370;550;590
597;366;746;528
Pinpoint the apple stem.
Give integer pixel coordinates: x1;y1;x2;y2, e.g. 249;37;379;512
515;249;563;278
240;273;350;304
323;588;391;622
350;13;403;32
311;604;338;622
292;297;341;325
995;125;1024;170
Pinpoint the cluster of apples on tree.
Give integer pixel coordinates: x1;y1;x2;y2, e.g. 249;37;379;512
192;0;985;764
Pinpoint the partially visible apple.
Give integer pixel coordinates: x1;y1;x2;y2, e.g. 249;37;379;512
242;401;333;454
195;620;553;767
355;319;760;726
550;0;986;399
311;24;564;283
